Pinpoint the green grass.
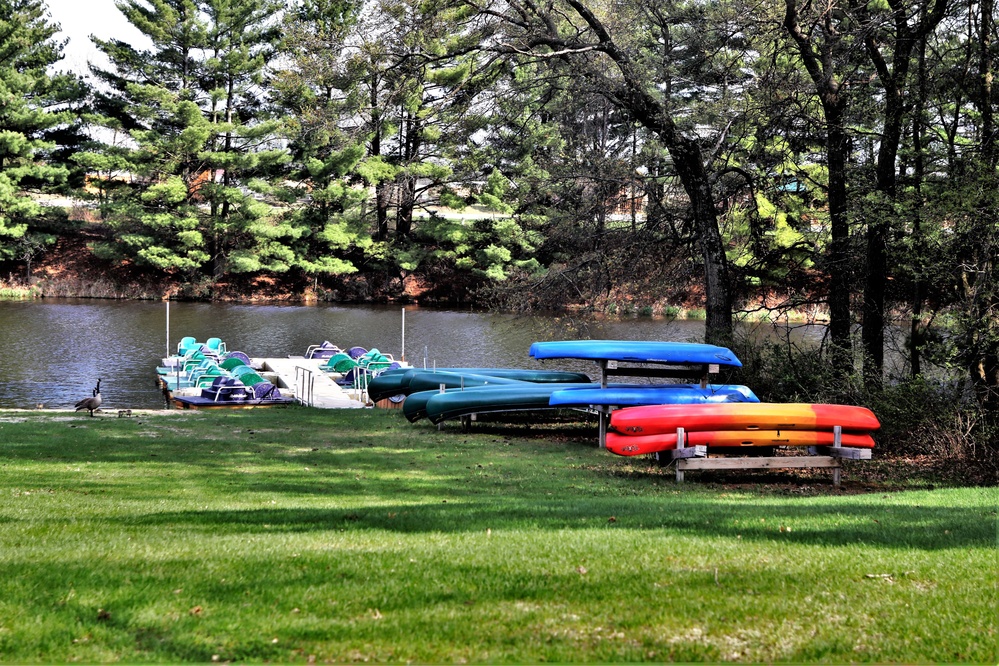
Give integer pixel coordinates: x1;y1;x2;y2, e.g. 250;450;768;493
0;408;995;663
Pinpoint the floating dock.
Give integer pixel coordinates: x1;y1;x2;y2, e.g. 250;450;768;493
257;357;367;409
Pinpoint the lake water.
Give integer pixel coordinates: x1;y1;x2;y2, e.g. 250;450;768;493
0;299;824;410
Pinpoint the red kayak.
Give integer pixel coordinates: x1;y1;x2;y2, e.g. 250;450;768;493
605;429;876;456
609;403;880;436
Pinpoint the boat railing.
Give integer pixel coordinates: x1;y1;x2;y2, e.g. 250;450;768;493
295;365;315;407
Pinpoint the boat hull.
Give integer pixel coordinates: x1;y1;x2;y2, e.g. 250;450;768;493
423;384;590;424
609;403;880;436
548;384;759;407
367;367;591;403
171;396;294;410
605;429;876;456
529;340;742;366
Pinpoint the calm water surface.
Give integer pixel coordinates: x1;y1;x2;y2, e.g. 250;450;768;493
0;299;822;410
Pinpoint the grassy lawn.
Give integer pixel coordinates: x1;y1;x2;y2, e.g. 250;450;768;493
0;407;995;663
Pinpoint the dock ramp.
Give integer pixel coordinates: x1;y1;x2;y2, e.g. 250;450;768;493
257;358;367;409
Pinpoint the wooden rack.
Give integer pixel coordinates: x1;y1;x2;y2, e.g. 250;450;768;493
660;426;871;487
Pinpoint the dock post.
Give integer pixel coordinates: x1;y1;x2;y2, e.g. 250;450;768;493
833;425;842;487
675;427;685;483
165;300;170;358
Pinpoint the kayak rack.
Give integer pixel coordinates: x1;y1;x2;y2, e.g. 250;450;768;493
592;358;720;448
659;426;872;487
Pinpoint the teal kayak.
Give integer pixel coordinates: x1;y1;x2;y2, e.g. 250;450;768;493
367;367;591;403
423;383;594;425
405;371;528;394
403;382;590;422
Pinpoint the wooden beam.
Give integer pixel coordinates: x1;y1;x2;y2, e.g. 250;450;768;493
670;445;707;459
807;446;872;459
601;367;711;380
677;456;842;470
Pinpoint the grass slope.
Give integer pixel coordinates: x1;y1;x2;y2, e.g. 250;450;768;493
0;408;995;663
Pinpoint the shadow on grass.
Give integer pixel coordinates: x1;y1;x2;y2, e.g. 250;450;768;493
122;495;994;550
4;409;994;553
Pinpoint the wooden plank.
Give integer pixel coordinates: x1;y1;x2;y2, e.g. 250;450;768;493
602;367;710;380
677;456;841;470
670;445;707;459
808;446;873;460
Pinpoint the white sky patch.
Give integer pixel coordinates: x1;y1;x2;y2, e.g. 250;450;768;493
45;0;149;74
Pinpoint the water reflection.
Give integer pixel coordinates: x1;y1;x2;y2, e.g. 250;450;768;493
0;299;824;410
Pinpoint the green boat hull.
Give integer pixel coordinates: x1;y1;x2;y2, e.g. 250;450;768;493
368;367;591;403
423;383;594;425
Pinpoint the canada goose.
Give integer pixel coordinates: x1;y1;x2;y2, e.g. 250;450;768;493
75;378;102;417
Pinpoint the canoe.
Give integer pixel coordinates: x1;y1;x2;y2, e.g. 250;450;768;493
548;384;759;407
403;384;535;422
367;367;592;403
609;403;881;436
605;430;877;456
529;340;742;367
405;371;529;393
423;383;593;424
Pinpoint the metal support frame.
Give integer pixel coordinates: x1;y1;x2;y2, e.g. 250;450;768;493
594;359;717;449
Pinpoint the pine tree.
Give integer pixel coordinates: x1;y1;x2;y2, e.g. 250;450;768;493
85;0;290;282
270;0;375;280
0;0;82;268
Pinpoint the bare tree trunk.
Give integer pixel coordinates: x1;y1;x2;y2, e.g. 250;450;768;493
910;29;928;378
862;0;949;387
555;0;733;345
784;0;854;373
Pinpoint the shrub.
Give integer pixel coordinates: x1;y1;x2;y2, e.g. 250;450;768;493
732;337;995;472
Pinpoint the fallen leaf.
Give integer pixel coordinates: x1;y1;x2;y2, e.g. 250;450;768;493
189;606;203;616
372;608;383;620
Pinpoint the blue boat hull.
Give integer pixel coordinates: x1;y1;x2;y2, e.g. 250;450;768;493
547;384;759;407
529;340;742;367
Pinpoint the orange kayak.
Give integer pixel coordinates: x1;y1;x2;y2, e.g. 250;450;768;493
605;429;876;456
609;403;880;436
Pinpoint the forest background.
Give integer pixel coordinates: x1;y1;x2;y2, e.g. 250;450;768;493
0;0;996;477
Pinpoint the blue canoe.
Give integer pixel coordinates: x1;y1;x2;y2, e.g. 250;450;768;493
528;340;742;367
547;384;759;407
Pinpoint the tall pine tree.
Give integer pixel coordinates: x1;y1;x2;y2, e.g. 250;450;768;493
83;0;289;284
0;0;83;270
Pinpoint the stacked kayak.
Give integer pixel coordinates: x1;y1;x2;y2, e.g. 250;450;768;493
605;403;880;456
393;341;761;426
548;384;759;408
407;382;596;424
369;367;592;404
529;340;743;366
